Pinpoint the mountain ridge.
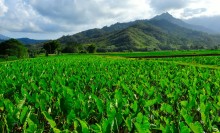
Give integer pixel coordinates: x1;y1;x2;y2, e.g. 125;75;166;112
58;14;220;52
17;38;48;45
0;34;10;40
0;35;48;45
151;12;214;33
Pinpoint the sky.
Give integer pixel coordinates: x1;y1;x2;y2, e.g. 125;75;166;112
0;0;220;39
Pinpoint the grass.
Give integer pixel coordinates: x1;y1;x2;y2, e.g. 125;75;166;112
98;49;220;57
0;56;19;63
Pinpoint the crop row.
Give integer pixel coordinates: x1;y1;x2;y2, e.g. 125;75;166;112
156;56;220;66
0;55;220;132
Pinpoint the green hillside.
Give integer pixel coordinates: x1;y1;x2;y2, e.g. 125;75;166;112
58;14;220;52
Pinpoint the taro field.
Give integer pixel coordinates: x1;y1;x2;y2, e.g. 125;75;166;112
0;54;220;132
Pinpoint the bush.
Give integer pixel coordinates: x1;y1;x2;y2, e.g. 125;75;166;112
87;44;97;53
0;39;28;58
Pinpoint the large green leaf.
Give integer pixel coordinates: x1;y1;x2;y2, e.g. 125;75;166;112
42;111;56;128
20;106;29;124
180;122;191;133
189;122;204;133
76;118;89;133
93;95;104;113
160;103;173;114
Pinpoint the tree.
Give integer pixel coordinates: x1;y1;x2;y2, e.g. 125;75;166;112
62;46;79;53
86;44;97;53
0;39;28;58
43;40;61;56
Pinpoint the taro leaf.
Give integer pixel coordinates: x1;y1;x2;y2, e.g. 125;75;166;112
0;98;4;111
67;110;76;125
160;103;173;114
30;83;38;91
26;118;38;133
41;115;61;133
163;125;171;133
4;99;18;130
142;116;150;131
102;119;111;133
39;99;46;111
189;122;204;133
181;109;193;124
60;96;73;115
93;95;104;113
145;98;158;107
136;112;143;123
180;122;191;133
20;106;29;124
53;128;61;133
125;116;132;131
180;101;188;108
42;111;56;128
115;113;123;126
134;113;150;132
76;118;89;133
131;101;138;113
114;90;122;108
146;86;155;97
17;97;26;110
107;102;116;120
21;87;29;97
91;124;102;133
134;122;144;133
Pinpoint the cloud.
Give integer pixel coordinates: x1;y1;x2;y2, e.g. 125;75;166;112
27;0;151;25
0;0;74;33
0;0;46;32
1;0;220;39
149;0;190;12
182;8;207;17
1;0;152;35
186;15;220;33
0;0;8;16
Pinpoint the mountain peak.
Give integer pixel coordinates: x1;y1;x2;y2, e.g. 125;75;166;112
152;12;175;21
161;12;173;16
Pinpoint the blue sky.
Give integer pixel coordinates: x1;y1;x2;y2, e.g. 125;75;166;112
0;0;220;39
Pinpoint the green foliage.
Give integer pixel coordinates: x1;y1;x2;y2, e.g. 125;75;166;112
0;39;28;58
43;40;61;55
62;45;79;53
0;54;220;132
86;44;97;53
58;18;220;52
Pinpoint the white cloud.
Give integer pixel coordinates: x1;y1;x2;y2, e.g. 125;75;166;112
181;8;207;18
149;0;190;12
1;0;153;39
27;0;152;25
0;0;8;16
0;0;220;39
170;0;220;19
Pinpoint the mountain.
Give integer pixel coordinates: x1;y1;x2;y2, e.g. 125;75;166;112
151;12;214;34
0;34;10;40
17;38;48;45
185;16;220;34
0;34;47;45
58;13;220;52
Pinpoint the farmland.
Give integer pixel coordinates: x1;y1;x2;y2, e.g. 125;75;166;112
99;50;220;58
0;54;220;132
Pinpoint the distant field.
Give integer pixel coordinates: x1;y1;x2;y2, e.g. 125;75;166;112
156;56;220;66
100;50;220;58
0;56;18;63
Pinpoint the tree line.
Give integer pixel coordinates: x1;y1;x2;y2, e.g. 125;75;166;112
0;39;97;60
